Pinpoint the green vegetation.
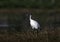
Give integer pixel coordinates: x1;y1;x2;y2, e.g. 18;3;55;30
0;0;58;8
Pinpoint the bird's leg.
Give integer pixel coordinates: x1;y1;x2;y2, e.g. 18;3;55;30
31;27;34;32
34;29;38;37
31;26;34;30
37;30;38;36
32;26;34;29
38;27;41;32
31;29;34;35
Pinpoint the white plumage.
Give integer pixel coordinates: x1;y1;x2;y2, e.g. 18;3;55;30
30;14;40;29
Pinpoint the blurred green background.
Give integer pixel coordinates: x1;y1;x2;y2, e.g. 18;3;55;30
0;0;57;8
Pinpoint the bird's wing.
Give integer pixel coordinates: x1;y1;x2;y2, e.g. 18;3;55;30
32;19;40;27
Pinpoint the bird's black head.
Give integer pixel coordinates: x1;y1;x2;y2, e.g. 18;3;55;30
25;12;32;17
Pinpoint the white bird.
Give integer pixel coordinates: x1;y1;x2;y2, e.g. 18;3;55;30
29;14;40;29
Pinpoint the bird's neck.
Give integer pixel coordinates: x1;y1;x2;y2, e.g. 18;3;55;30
30;15;31;21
